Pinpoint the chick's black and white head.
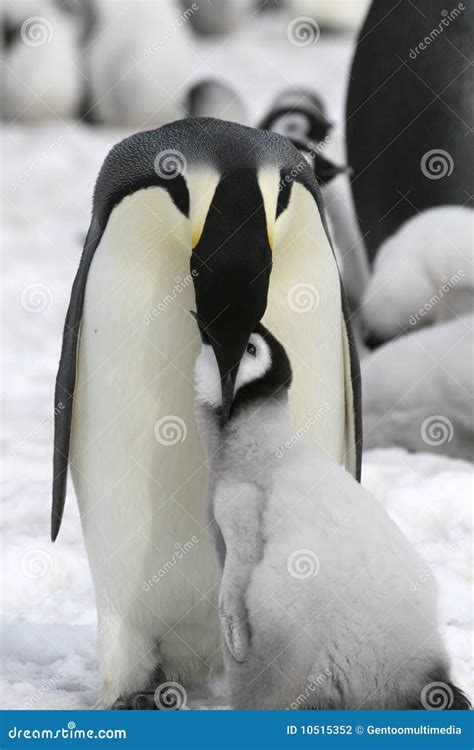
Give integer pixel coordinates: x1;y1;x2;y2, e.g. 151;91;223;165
194;323;292;423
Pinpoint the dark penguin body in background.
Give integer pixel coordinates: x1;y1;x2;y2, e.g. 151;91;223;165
52;117;361;707
346;0;473;262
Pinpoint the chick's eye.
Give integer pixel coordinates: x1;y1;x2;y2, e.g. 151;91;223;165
246;342;257;357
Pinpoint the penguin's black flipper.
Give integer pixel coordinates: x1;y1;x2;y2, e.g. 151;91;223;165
52;217;102;541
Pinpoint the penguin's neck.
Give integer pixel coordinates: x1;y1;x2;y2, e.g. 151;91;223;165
217;392;295;476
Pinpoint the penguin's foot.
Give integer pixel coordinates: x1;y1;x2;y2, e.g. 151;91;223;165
111;666;174;710
112;692;159;710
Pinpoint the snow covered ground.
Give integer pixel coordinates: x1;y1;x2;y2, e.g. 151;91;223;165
2;11;472;710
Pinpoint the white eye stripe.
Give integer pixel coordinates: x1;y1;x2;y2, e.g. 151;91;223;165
234;334;272;394
193;335;272;409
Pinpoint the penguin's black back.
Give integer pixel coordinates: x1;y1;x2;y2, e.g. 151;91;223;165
346;0;474;262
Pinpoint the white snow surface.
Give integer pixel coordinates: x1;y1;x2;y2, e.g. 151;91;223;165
2;14;472;710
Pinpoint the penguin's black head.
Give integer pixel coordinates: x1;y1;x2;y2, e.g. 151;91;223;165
191;169;272;422
193;322;292;425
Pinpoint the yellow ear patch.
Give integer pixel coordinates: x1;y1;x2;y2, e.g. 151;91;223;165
258;165;281;251
186;168;220;249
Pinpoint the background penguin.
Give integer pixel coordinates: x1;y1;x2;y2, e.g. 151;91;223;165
185;79;248;125
2;0;88;121
346;0;473;267
193;321;471;710
360;206;473;459
85;0;190;128
259;88;369;311
345;0;473;456
52;117;362;708
361;207;474;344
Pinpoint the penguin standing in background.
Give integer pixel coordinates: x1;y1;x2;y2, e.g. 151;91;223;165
346;0;473;269
259;89;370;310
53;117;361;708
2;0;89;120
345;0;473;456
193;322;471;710
85;0;191;127
360;206;474;459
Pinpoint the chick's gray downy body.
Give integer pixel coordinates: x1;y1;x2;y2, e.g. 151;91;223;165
193;326;470;710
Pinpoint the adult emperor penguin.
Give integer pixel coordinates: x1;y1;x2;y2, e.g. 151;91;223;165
346;0;474;264
52;117;361;708
193;322;470;710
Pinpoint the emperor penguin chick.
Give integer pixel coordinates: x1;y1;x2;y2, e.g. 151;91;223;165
193;324;470;711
